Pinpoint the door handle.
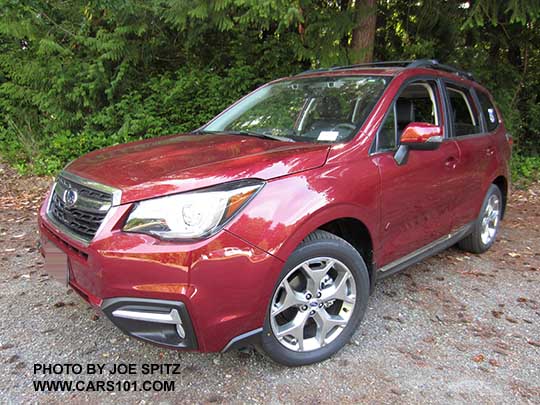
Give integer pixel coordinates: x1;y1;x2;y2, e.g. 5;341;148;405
445;156;457;169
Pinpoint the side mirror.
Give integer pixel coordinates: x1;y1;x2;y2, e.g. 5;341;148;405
394;123;443;166
400;122;443;150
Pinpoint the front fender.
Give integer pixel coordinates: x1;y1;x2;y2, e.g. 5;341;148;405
225;164;380;264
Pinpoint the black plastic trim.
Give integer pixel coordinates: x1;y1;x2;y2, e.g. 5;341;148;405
221;328;263;352
376;222;474;280
101;297;197;350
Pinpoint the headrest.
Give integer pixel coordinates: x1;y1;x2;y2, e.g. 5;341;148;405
396;99;414;124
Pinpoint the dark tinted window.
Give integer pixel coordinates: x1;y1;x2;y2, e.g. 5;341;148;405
377;106;397;151
477;91;499;132
446;85;481;137
374;80;440;153
396;81;440;132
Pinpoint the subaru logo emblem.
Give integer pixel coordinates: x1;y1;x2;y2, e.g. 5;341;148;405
63;188;78;208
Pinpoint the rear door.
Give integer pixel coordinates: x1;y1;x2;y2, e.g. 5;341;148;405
443;82;498;230
372;78;460;267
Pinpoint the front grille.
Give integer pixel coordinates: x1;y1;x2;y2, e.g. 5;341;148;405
48;174;113;243
57;176;111;201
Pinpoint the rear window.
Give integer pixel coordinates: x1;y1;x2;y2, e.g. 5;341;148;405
477;91;499;132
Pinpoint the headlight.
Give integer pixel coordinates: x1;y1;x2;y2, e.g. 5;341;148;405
122;180;264;240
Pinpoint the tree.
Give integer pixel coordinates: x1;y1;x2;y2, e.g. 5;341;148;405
0;0;539;177
351;0;377;63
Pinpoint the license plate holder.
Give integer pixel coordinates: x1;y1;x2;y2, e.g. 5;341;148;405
43;239;69;286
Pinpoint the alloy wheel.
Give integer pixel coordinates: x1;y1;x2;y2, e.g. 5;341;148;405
480;194;500;245
269;257;356;352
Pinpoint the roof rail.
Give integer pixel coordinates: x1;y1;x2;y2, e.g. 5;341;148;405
331;60;415;69
407;59;475;81
295;61;414;76
296;59;475;81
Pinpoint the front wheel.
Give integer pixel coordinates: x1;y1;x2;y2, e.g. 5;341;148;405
261;230;369;366
459;184;503;254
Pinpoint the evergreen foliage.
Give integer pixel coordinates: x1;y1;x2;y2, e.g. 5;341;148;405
0;0;538;180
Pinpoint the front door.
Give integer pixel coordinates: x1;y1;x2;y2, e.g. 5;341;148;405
372;79;461;267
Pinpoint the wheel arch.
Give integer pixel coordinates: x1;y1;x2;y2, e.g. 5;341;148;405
492;175;508;219
276;205;377;293
317;217;376;293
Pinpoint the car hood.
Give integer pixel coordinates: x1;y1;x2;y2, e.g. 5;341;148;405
65;133;330;204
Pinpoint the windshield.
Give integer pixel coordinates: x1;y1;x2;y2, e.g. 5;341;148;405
203;76;390;143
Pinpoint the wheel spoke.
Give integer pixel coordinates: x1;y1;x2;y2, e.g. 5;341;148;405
321;272;355;304
313;309;347;346
271;279;308;317
275;311;310;350
302;259;334;293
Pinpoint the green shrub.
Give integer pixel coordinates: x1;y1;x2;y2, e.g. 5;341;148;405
511;154;540;185
0;66;262;174
1;0;539;180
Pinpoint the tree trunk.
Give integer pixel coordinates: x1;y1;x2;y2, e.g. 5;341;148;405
351;0;377;63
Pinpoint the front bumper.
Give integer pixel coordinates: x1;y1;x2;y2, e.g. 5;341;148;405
38;200;283;352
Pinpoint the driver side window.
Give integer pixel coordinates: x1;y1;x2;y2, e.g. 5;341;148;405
374;80;441;153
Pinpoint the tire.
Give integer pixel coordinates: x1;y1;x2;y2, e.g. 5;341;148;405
458;184;503;254
261;230;370;366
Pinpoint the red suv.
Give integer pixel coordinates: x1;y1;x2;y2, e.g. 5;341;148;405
39;60;511;366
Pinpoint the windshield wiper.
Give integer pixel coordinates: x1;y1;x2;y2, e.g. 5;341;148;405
194;130;294;142
233;130;295;142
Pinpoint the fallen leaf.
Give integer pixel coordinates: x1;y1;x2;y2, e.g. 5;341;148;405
6;355;20;364
472;354;485;363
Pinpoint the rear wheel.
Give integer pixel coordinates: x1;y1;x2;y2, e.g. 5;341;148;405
459;184;502;253
261;230;369;366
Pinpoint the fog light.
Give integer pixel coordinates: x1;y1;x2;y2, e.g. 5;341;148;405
112;308;186;339
101;298;197;349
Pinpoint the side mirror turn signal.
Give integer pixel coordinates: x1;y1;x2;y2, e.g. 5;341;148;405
400;122;443;150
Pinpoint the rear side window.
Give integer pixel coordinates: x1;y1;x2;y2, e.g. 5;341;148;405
477;91;499;132
445;84;481;137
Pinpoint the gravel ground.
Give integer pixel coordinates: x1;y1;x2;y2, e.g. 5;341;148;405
0;163;539;404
